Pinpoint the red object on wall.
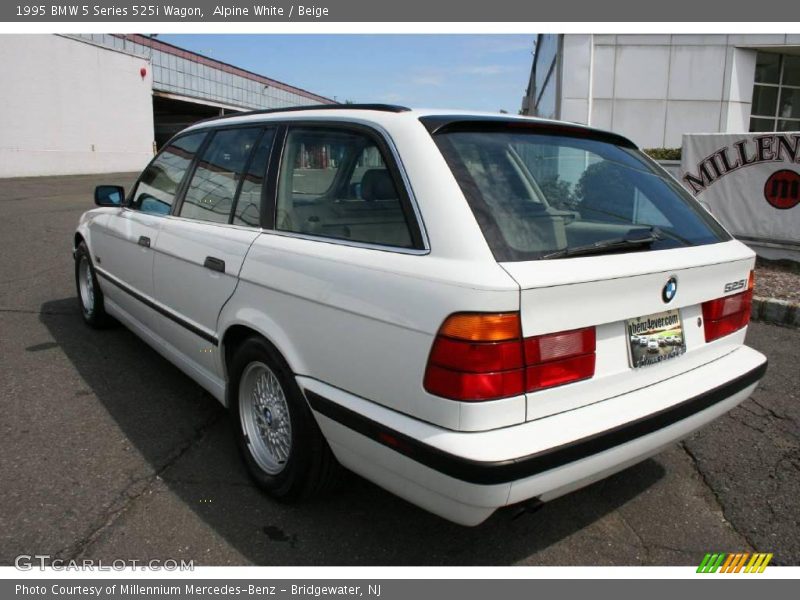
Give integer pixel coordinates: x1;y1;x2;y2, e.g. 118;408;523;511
140;67;147;79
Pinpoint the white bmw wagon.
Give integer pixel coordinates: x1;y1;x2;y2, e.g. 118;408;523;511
74;105;767;525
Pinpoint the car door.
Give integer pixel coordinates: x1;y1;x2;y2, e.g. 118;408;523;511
90;132;207;326
234;123;434;416
151;125;275;380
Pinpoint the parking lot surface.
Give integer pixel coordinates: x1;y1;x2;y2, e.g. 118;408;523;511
0;173;798;566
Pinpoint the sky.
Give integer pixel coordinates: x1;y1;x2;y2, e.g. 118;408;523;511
158;34;535;113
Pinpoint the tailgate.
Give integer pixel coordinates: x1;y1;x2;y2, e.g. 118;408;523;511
501;240;756;421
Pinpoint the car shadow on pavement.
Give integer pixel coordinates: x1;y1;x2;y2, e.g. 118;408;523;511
40;297;666;566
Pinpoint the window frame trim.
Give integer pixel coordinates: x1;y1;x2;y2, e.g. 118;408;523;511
228;126;272;227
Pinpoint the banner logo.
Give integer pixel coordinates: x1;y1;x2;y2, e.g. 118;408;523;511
764;169;800;209
682;134;800;195
696;552;773;573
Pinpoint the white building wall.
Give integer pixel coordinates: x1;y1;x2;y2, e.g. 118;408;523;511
723;47;758;132
0;35;155;178
556;34;789;148
559;34;592;125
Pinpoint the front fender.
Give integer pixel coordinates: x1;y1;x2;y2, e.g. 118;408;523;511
74;207;115;257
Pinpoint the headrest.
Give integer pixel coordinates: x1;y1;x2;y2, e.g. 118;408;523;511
361;169;397;201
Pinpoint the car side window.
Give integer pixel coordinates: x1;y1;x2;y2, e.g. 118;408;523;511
232;128;275;227
132;132;205;215
276;127;414;248
179;127;262;224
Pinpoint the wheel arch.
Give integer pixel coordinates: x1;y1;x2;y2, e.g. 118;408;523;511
223;319;342;499
219;312;309;404
74;218;94;256
74;231;85;250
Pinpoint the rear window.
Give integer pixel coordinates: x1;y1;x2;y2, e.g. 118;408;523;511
432;128;730;261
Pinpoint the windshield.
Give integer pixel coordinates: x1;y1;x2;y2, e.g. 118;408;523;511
432;129;730;261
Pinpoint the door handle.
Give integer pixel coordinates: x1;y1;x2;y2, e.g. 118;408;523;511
138;236;150;248
204;256;225;273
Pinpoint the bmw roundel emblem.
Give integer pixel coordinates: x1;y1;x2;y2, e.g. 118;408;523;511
662;277;678;303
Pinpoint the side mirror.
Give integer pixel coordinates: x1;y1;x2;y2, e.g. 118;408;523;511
94;185;125;207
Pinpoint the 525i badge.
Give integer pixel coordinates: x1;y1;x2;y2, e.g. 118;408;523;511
724;278;747;293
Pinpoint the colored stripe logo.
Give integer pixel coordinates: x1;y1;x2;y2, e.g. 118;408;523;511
697;552;773;573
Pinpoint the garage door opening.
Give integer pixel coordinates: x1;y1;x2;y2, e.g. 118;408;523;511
153;95;243;149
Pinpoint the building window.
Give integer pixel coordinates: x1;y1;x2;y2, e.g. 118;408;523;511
750;52;800;132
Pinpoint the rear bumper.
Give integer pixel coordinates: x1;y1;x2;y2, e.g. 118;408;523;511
301;345;767;526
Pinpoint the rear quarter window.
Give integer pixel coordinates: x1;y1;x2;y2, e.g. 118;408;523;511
274;126;421;249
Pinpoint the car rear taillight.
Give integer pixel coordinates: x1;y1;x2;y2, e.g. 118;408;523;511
525;328;596;392
702;271;754;342
424;313;525;401
424;313;595;401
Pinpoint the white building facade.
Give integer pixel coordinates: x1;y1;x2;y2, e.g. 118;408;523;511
0;35;156;178
0;34;331;178
523;34;800;148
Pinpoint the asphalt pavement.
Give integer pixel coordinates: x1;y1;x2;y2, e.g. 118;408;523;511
0;173;797;566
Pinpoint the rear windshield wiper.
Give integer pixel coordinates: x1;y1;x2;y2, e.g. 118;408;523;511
540;229;662;260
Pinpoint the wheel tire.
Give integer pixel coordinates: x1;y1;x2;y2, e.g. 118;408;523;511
229;336;341;501
74;241;112;328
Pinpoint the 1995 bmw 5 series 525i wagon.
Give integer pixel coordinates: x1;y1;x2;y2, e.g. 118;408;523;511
74;104;767;525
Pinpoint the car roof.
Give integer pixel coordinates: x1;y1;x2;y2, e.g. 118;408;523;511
183;103;638;148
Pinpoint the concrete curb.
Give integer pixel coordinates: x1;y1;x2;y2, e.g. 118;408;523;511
752;296;800;328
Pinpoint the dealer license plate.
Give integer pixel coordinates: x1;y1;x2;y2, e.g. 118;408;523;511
626;309;686;369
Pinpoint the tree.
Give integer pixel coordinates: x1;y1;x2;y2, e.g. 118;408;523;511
575;162;635;223
538;175;575;209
